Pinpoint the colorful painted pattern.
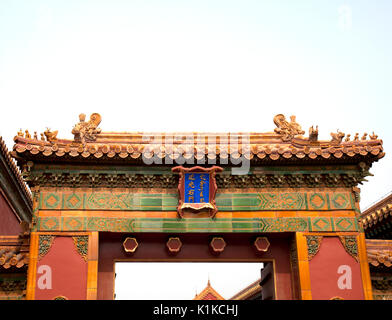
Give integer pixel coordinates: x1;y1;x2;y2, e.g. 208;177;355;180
39;191;356;212
72;236;89;261
38;235;55;260
33;216;360;233
305;235;323;260
339;236;359;262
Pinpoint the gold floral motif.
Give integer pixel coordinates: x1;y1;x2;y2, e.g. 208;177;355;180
305;235;323;260
38;235;55;260
339;236;359;262
72;235;89;261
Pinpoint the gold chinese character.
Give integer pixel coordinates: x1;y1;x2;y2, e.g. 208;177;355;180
188;174;195;180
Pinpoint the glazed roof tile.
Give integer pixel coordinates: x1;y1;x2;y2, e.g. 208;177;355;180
366;239;392;268
193;280;225;300
230;278;261;300
0;236;29;270
361;194;392;230
0;137;32;207
12;132;384;165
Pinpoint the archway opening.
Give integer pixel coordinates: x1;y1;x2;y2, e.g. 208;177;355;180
114;262;264;300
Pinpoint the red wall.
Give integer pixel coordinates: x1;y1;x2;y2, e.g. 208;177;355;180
0;191;21;235
308;237;364;300
35;237;88;300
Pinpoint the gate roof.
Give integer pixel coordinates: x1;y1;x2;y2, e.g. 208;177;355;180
11;113;384;166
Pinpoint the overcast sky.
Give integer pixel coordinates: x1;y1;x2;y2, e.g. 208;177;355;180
0;1;391;299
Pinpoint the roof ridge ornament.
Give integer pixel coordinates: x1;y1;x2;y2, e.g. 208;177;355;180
369;132;378;140
72;113;102;145
44;128;58;143
309;125;319;143
273;114;305;142
330;130;345;144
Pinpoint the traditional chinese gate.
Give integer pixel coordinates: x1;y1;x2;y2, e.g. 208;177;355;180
12;113;383;300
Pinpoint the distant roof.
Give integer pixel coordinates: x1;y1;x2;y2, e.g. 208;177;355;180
361;193;392;238
193;280;225;300
12;113;384;166
230;278;261;300
0;137;32;218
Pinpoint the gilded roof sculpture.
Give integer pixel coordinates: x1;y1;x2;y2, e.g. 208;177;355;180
44;128;58;143
273;114;305;141
72;113;102;145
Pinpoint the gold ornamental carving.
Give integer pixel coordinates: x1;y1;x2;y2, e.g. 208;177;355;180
273;114;305;142
72;113;102;145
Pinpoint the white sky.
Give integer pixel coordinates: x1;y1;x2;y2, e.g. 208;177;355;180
115;262;263;300
0;1;391;299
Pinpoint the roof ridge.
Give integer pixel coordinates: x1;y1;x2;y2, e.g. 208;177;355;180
12;133;384;163
230;278;261;300
0;136;32;207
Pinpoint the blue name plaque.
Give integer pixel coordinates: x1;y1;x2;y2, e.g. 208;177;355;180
184;173;210;203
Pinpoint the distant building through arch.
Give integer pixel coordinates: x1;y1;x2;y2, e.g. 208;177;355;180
193;279;225;300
